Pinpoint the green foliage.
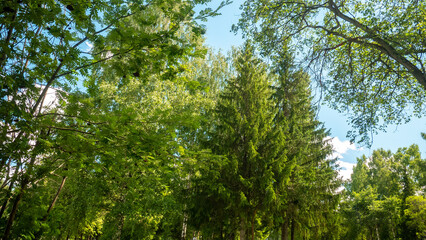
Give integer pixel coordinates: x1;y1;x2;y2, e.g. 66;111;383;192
6;1;423;239
0;0;227;238
405;196;426;239
192;43;280;239
236;0;426;144
342;144;425;240
185;43;341;240
270;48;341;240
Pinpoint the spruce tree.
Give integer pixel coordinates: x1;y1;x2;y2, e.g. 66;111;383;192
271;50;341;240
208;43;280;239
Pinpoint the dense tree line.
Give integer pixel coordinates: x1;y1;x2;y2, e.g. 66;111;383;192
1;0;425;239
341;145;426;239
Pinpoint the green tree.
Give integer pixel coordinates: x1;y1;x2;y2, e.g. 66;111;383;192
394;145;423;240
271;51;341;240
405;196;426;239
181;49;236;239
0;0;227;238
197;43;280;239
236;0;426;144
349;156;369;193
343;144;425;240
7;55;218;239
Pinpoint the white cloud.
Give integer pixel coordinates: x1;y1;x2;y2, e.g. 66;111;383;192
325;136;360;159
325;136;363;181
337;160;356;180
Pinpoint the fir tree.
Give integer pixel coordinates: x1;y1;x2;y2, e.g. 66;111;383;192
271;49;341;240
208;43;280;239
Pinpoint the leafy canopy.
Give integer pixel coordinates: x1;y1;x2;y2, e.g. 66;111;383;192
236;0;426;144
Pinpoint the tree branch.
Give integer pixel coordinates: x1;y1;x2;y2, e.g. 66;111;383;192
326;0;426;90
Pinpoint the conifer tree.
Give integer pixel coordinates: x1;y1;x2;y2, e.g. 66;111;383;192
205;43;281;239
271;49;341;240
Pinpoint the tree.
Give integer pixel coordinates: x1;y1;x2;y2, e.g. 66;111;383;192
194;43;281;239
342;144;425;240
0;0;228;238
180;49;236;239
345;146;404;239
405;196;426;239
271;50;341;240
394;145;424;240
236;0;426;144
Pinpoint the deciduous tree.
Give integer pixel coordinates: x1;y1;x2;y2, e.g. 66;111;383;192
236;0;426;144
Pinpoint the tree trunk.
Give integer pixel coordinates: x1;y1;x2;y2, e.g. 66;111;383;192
375;224;380;240
391;222;396;240
3;189;24;240
34;176;67;240
0;5;17;69
45;176;67;218
181;213;188;240
240;220;246;240
0;183;14;220
281;218;289;240
251;209;257;240
2;135;43;238
290;218;295;240
116;214;124;240
0;197;9;220
0;158;22;219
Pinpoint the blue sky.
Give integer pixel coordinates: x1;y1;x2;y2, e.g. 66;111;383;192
197;0;426;179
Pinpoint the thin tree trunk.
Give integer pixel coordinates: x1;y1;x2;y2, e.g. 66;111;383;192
0;176;16;219
281;218;289;240
0;156;23;220
290;218;295;240
375;224;380;240
116;214;124;240
34;176;67;240
0;159;12;190
45;176;67;218
0;6;18;70
0;196;9;220
251;209;257;240
181;213;188;240
391;223;396;240
240;220;246;240
3;153;38;239
3;189;24;240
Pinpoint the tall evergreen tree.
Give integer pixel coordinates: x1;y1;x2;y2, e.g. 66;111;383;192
201;43;281;239
271;49;341;240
